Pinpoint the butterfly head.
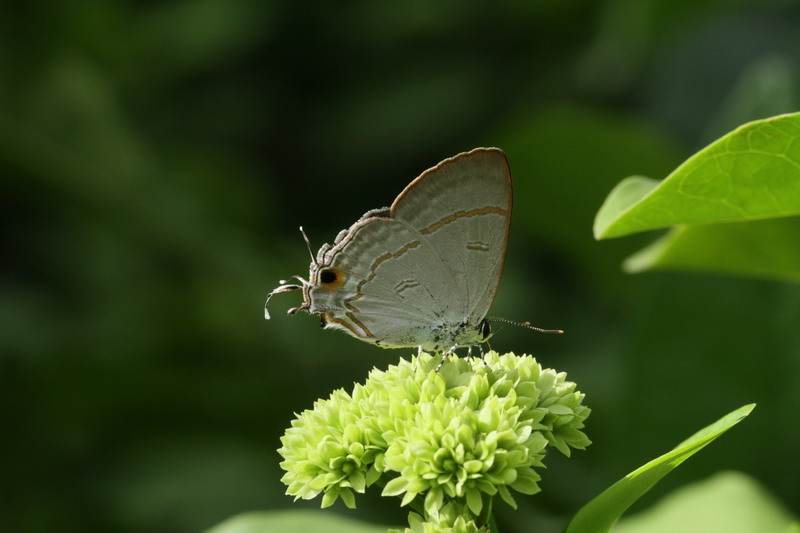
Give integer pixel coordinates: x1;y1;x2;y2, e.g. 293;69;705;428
265;225;353;320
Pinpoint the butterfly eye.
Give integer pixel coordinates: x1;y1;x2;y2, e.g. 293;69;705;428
480;320;492;339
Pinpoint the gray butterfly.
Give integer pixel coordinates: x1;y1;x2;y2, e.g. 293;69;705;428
266;148;559;359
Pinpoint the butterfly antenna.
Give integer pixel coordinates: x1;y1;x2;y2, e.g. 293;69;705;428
299;226;318;267
488;317;563;335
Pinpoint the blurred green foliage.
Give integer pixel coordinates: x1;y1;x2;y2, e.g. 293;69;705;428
2;1;799;533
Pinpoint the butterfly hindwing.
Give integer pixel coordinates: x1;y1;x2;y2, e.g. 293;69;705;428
391;148;512;325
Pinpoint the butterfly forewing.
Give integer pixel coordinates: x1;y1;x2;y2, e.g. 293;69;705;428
391;148;512;325
314;218;458;322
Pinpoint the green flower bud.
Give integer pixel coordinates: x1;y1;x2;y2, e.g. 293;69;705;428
389;502;489;533
277;351;591;528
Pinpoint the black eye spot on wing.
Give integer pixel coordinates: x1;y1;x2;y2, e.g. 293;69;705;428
318;267;346;290
320;269;337;284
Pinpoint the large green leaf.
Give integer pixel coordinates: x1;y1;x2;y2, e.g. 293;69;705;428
205;510;391;533
610;471;797;533
564;404;755;533
623;218;800;282
595;113;800;238
594;113;800;280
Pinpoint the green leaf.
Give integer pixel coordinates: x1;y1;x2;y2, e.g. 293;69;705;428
623;218;800;282
594;176;661;240
564;404;755;533
204;510;390;533
594;113;800;281
611;471;798;533
595;113;800;238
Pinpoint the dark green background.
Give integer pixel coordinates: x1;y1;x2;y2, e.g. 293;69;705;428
2;1;799;532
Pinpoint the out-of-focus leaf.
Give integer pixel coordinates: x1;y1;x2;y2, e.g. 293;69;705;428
611;471;797;533
205;510;391;533
623;217;800;281
564;404;755;533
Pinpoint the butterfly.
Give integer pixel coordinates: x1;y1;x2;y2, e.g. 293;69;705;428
265;148;560;360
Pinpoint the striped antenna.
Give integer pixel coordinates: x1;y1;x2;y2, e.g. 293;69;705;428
487;317;563;334
299;226;318;267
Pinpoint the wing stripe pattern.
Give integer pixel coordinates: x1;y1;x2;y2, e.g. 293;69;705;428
346;312;374;338
323;314;363;338
345;240;422;311
419;206;509;235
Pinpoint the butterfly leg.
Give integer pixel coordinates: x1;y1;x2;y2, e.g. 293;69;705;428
477;343;488;366
463;342;488;366
434;344;459;372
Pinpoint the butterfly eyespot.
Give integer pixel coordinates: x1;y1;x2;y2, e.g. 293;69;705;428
320;269;337;284
318;268;346;289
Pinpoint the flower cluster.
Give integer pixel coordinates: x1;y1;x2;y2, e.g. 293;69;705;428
278;351;591;531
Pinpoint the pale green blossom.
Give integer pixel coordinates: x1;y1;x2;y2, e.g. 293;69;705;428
278;351;591;529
